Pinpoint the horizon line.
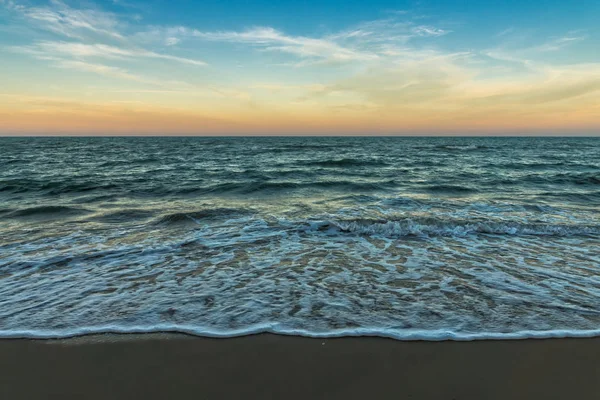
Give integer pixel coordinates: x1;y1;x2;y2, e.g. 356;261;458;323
0;133;599;138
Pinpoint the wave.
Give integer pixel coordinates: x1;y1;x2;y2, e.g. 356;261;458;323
98;158;159;167
550;173;600;185
1;178;396;198
423;184;479;194
5;205;90;219
491;173;600;186
305;218;600;237
265;144;343;153
433;144;491;151
0;179;118;195
304;158;389;168
329;194;382;203
0;158;25;166
88;209;156;223
155;208;251;225
196;180;396;195
0;208;15;216
535;191;600;203
493;162;565;170
2;324;600;341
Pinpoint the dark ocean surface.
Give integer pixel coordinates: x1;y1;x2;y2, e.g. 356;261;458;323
0;136;599;340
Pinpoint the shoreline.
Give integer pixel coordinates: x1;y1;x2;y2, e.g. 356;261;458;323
2;333;599;399
3;326;600;341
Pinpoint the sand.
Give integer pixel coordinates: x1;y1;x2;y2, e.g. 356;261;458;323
1;334;599;399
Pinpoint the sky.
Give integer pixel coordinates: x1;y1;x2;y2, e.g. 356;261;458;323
0;0;599;135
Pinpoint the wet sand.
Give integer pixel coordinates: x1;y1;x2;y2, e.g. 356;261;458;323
1;334;599;399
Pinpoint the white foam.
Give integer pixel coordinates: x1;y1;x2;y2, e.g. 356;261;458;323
329;218;600;237
2;200;599;346
2;324;600;341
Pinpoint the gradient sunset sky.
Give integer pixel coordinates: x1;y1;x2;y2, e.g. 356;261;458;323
1;0;599;135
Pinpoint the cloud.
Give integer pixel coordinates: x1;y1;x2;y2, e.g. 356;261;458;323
7;1;206;66
20;41;206;66
467;63;600;106
483;49;535;68
144;16;451;66
21;0;123;40
483;32;588;72
328;18;450;44
533;34;586;52
481;78;600;105
293;33;600;125
496;27;515;37
411;25;449;37
0;0;24;11
52;59;212;92
192;27;379;63
54;60;149;82
310;54;473;107
165;37;180;46
6;0;206;92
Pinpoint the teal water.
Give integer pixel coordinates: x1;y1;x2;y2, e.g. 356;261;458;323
1;137;599;340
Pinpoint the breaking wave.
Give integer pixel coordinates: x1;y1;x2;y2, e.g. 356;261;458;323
306;218;600;237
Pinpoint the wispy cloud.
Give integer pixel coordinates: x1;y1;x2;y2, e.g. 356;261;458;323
411;25;449;37
5;0;206;91
327;14;450;42
164;37;180;46
0;0;24;11
496;27;515;37
192;27;380;63
55;60;149;82
144;15;452;66
483;31;587;70
20;0;123;40
306;53;473;107
18;41;206;66
533;34;586;52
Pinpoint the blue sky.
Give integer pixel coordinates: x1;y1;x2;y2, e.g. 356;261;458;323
1;0;599;134
105;0;599;41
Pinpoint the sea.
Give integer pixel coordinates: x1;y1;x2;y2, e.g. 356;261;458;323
0;136;599;340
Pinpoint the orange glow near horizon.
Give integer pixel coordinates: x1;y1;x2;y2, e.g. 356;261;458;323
1;93;598;135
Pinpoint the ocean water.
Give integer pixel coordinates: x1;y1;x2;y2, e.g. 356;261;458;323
0;136;599;340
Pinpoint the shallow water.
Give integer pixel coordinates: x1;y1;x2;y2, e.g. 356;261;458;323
1;136;599;340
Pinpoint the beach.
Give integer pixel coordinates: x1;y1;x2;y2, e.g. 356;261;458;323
1;334;599;399
2;137;599;398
